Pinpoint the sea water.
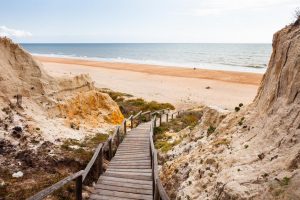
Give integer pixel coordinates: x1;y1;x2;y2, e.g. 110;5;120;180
21;43;271;73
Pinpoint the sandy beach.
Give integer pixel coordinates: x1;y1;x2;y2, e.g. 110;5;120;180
36;56;263;110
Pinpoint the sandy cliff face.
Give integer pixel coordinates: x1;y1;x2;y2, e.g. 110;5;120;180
0;37;123;141
0;38;57;103
0;37;124;199
160;23;300;199
254;24;300;112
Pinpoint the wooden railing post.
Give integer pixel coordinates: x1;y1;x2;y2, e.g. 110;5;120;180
117;128;120;146
124;120;127;134
139;112;142;124
151;152;155;196
159;115;162;126
166;113;168;122
75;175;82;200
108;138;112;160
99;148;103;175
131;117;133;129
154;183;159;200
95;153;100;179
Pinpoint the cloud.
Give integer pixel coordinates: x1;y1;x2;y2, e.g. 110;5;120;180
0;26;32;38
182;0;298;16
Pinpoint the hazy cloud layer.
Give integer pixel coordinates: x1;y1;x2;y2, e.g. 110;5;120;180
0;26;32;38
183;0;298;16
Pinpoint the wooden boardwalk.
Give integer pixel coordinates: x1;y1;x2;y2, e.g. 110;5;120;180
28;109;177;200
90;122;153;200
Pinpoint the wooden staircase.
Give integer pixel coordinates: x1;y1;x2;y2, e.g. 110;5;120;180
90;122;153;200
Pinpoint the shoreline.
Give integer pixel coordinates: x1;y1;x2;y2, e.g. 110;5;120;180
39;56;260;110
35;56;263;86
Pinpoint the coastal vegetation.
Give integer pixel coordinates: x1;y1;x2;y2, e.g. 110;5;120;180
154;111;202;153
100;88;175;117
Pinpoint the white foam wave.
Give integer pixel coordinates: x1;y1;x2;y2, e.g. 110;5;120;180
32;53;266;74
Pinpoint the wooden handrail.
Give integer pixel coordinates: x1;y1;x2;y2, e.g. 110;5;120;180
150;115;171;200
82;143;103;181
27;170;85;200
132;110;142;119
141;110;151;115
28;108;179;200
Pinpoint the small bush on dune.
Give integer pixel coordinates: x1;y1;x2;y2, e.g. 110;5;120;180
154;111;202;152
207;126;216;135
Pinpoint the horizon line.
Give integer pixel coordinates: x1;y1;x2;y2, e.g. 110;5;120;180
19;42;272;44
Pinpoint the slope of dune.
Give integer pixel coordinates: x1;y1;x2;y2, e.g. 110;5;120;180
159;21;300;199
0;37;124;199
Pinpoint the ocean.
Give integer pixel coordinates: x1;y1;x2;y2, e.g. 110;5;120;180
21;43;272;73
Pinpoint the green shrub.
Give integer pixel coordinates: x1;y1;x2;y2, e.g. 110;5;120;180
280;177;290;186
207;126;216;135
235;107;240;112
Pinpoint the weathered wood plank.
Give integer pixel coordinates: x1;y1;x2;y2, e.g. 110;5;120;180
115;151;149;155
107;168;152;173
114;153;150;157
113;156;150;161
93;189;152;200
90;194;132;200
98;175;152;185
119;143;149;146
109;162;150;167
118;146;149;149
110;160;150;164
105;171;152;177
95;184;152;195
98;179;152;190
112;158;150;161
107;165;151;169
104;172;152;181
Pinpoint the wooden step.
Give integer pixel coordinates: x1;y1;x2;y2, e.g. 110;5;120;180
103;172;152;181
98;175;152;185
112;157;150;161
107;165;151;169
95;184;152;195
114;152;150;156
92;189;152;200
107;168;152;173
98;179;152;190
90;122;154;199
90;194;131;200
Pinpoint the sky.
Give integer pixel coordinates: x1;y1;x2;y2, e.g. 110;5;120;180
0;0;299;43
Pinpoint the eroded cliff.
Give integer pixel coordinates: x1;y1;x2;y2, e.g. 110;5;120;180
159;22;300;200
